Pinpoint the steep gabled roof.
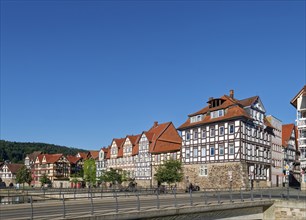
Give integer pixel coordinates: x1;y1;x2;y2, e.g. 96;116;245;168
238;96;259;107
45;154;63;163
114;138;125;158
105;146;111;159
66;155;82;164
77;152;89;159
282;124;295;147
89;151;99;160
291;85;306;108
6;163;24;174
147;122;181;154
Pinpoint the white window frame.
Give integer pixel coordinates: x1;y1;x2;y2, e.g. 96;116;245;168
229;124;235;134
199;164;208;176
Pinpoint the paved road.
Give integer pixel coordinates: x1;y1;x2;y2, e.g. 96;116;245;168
1;188;305;220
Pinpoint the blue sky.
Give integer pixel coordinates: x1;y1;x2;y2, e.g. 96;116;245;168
1;0;305;150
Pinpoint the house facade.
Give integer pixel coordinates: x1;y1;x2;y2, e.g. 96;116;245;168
266;115;284;187
0;163;24;186
178;90;273;190
290;85;306;190
33;154;70;188
97;147;108;178
105;121;181;187
282;124;300;187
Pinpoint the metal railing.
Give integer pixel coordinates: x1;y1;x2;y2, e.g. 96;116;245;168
1;187;305;219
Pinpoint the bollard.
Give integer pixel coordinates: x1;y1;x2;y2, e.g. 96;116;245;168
156;189;160;209
297;188;300;200
217;189;221;204
251;189;254;201
260;188;263;200
229;188;233;203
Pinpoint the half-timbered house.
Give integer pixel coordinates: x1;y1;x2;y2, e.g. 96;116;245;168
33;154;70;188
290;85;306;190
282;124;300;186
178;90;273;189
105;121;181;187
266;115;284;187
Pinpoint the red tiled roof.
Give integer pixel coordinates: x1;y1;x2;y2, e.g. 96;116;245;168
282;124;295;147
114;138;125;158
6;164;24;174
147;122;181;154
89;151;99;160
45;154;63;163
105;146;111;159
178;93;262;130
66;155;81;164
77;152;89;159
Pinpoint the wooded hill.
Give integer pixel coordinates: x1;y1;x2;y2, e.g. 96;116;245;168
0;140;88;163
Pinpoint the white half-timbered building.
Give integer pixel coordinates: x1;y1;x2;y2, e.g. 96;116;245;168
97;147;108;178
105;121;182;187
178;90;273;189
290;85;306;190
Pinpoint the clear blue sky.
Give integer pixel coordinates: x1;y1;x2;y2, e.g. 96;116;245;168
1;0;305;150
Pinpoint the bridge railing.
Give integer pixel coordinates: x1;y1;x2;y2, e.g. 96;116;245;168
1;187;305;219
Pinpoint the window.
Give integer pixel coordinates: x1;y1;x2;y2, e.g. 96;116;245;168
201;147;206;157
193;148;198;157
218;110;224;117
211;110;224;119
210;128;215;137
200;165;208;176
186;131;190;141
219;146;224;155
186;149;190;159
194;130;198;139
210;146;215;156
219;126;224;136
202;129;206;138
229;143;235;155
229;124;234;134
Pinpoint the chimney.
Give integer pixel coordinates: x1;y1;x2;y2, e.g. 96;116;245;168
154;121;158;127
230;90;234;98
209;97;213;101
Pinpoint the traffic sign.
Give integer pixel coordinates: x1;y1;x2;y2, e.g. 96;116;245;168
286;170;290;176
285;165;289;170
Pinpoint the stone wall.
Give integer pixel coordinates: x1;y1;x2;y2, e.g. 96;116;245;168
182;162;271;190
263;200;306;220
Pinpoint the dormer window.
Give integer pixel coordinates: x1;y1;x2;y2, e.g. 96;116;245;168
211;109;224;119
190;115;203;123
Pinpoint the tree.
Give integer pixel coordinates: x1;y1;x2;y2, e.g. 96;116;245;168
154;159;184;186
16;165;32;189
40;173;51;187
99;168;123;185
83;158;96;187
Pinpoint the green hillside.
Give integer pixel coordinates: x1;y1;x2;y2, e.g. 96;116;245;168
0;140;88;163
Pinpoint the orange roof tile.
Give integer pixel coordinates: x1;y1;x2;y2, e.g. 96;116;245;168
89;151;99;160
178;93;263;130
45;154;63;163
282;124;295;147
66;155;81;164
6;164;24;174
